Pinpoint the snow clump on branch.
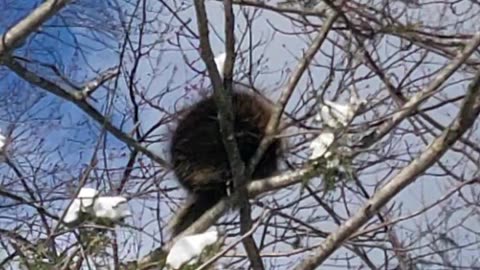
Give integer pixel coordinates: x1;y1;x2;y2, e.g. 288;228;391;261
166;230;219;269
63;187;131;226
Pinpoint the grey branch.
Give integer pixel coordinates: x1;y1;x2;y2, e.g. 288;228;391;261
0;0;72;58
79;67;120;99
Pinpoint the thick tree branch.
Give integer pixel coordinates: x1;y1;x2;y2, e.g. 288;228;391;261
223;0;263;268
193;0;245;188
0;0;72;58
79;67;120;99
194;1;264;268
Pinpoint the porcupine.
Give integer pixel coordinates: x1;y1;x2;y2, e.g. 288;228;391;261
169;89;282;236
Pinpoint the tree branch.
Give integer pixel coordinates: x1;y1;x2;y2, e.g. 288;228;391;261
194;1;264;268
0;0;72;58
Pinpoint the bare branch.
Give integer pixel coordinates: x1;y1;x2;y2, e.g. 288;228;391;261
79;67;120;99
0;0;72;57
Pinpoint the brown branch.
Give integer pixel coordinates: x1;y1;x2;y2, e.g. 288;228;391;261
196;213;266;270
350;177;480;239
224;0;236;84
193;0;245;187
0;186;58;220
194;1;264;268
224;0;263;268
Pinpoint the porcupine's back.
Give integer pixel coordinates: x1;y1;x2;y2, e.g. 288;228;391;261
169;91;281;236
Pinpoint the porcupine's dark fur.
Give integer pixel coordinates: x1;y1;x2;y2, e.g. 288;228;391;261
169;89;281;236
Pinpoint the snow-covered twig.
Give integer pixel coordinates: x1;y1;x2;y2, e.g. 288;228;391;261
166;230;219;269
62;187;131;226
310;93;365;169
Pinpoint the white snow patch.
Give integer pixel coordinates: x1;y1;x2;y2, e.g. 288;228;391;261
318;100;355;128
316;95;365;129
311;93;365;166
166;230;219;269
93;196;131;220
77;187;99;208
0;132;5;150
214;52;227;79
309;131;335;160
62;187;130;225
63;199;81;224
